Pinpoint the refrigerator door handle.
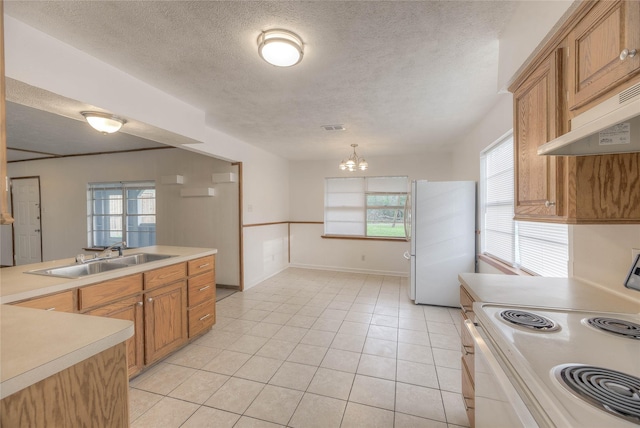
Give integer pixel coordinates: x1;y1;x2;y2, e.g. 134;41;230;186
403;251;410;260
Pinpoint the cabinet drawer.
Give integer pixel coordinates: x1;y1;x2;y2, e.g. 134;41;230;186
460;286;474;321
144;263;186;290
188;255;214;276
13;290;75;313
188;271;215;307
79;274;143;311
188;299;216;338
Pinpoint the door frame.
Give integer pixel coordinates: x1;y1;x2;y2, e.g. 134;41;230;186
10;176;43;266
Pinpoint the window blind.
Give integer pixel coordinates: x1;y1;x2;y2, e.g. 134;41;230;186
324;176;408;237
481;134;568;277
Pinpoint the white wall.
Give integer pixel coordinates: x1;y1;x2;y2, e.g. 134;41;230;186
4;149;241;285
288;153;454;275
497;0;574;91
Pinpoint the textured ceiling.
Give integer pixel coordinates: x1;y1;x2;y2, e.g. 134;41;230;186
5;1;518;161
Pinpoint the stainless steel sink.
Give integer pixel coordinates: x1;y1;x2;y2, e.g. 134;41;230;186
27;261;130;278
25;253;177;278
105;253;176;265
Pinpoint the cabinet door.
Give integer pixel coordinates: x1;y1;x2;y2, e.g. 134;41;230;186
514;50;564;219
568;0;640;111
86;295;144;377
144;280;187;364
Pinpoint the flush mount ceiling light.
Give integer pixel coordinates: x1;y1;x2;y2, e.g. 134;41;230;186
81;111;126;134
339;144;368;172
257;29;304;67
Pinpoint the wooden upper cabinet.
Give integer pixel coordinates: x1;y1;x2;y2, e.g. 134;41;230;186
513;50;566;220
568;0;640;111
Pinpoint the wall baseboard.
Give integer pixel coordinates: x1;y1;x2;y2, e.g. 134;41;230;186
288;263;408;277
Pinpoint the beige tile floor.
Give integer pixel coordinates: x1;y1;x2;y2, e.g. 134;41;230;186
129;268;469;428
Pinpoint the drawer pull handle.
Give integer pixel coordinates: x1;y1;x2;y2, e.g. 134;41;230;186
199;285;211;291
198;263;210;269
462;344;474;355
45;307;56;311
463;398;475;411
199;313;211;321
620;48;637;61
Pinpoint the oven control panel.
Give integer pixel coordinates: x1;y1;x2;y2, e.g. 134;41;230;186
623;254;640;292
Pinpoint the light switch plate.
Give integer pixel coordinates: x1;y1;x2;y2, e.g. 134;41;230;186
623;254;640;292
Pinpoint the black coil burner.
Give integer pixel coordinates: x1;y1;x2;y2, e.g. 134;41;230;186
587;317;640;340
499;309;558;331
555;365;640;424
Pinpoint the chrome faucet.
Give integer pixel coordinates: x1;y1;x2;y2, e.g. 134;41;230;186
102;241;127;257
76;241;127;263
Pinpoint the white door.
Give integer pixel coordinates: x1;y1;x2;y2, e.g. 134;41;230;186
12;177;42;265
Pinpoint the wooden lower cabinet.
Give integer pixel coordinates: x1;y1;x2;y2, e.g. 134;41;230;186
188;299;216;338
460;285;476;428
1;343;129;427
144;280;188;364
86;296;144;377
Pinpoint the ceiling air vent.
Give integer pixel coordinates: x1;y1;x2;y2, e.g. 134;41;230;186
322;125;346;131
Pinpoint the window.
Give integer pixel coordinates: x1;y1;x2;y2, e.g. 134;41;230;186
88;181;156;248
480;133;568;277
324;176;408;238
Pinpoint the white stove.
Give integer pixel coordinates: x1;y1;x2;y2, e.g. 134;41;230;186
468;304;640;427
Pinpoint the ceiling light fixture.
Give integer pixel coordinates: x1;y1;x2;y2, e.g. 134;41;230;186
81;111;126;134
339;144;368;172
257;29;304;67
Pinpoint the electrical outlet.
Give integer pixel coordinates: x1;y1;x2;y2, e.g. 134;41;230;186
633;248;640;262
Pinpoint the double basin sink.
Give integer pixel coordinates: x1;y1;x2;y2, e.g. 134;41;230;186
27;253;176;279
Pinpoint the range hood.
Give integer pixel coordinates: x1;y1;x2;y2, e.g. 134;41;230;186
538;82;640;156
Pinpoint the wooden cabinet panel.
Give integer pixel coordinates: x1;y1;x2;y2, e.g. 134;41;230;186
144;263;186;290
0;1;14;226
13;290;75;313
571;153;640;222
144;280;187;364
86;295;144;377
79;273;143;311
514;50;565;219
460;286;475;322
188;299;216;338
0;343;129;428
188;271;215;307
568;0;640;111
187;255;214;276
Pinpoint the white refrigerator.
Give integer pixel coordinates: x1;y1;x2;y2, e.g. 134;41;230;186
404;180;476;307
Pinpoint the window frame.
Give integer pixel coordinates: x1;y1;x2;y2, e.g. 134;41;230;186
480;131;568;277
87;181;157;248
324;176;408;241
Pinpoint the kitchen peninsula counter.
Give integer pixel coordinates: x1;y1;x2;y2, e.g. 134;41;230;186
0;245;217;406
0;245;217;304
459;273;640;313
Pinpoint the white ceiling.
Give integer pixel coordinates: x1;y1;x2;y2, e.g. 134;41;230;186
5;1;519;162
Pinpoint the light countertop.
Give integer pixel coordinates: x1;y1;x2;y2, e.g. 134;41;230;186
0;305;133;399
0;245;217;304
459;273;640;314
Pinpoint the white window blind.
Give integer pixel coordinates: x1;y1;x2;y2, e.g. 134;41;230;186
325;176;408;237
481;134;568;277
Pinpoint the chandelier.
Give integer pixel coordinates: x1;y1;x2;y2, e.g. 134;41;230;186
339;144;368;171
